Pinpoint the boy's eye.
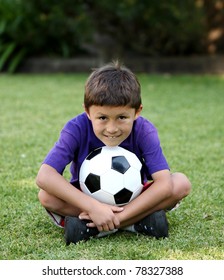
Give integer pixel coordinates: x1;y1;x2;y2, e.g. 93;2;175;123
119;116;127;120
97;115;127;121
99;116;107;120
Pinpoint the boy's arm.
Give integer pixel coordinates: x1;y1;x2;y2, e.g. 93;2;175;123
115;169;173;228
36;164;123;231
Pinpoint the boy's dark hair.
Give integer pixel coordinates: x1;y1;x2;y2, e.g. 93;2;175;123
84;61;141;111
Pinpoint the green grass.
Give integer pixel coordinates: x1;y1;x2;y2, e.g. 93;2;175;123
0;73;223;260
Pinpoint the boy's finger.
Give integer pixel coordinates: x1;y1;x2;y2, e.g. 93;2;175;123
112;206;124;212
86;222;96;228
79;213;90;220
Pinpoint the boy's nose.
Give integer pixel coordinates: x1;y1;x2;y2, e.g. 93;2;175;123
106;122;118;134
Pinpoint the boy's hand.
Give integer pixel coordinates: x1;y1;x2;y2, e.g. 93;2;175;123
79;203;123;232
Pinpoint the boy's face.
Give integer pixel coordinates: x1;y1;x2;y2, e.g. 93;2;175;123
86;105;142;147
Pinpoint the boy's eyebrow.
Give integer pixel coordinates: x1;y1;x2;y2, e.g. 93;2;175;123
96;111;130;117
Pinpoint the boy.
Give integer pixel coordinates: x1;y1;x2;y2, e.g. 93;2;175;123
36;61;191;245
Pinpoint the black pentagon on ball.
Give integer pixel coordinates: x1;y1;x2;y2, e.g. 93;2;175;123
85;173;101;193
111;156;130;174
86;147;102;160
114;188;133;205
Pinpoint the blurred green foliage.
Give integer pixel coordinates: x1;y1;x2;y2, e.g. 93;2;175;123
86;0;205;55
0;0;223;72
0;0;91;72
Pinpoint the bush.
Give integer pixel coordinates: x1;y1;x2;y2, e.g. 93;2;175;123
0;0;224;72
0;0;91;72
84;0;206;59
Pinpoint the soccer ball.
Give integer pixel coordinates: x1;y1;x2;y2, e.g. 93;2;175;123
79;146;143;206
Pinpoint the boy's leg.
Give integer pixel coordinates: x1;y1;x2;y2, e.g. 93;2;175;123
147;172;191;212
64;172;190;244
155;172;191;211
38;189;81;228
45;209;65;228
122;172;191;226
38;189;81;217
121;172;191;236
38;189;116;244
38;172;191;244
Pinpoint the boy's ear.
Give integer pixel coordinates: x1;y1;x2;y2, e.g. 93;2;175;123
83;105;91;119
134;104;143;119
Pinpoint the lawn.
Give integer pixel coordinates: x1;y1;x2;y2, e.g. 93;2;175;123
0;73;223;260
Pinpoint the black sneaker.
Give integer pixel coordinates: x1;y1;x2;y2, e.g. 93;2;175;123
64;216;99;245
134;210;169;239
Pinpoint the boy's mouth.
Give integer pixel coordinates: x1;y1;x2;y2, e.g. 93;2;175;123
107;136;118;139
104;134;121;139
101;134;124;146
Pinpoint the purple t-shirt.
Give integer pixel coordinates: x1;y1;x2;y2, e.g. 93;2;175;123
43;113;169;184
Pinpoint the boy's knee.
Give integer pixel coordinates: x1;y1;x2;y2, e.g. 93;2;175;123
172;172;191;199
181;174;192;196
38;189;67;215
38;189;51;208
